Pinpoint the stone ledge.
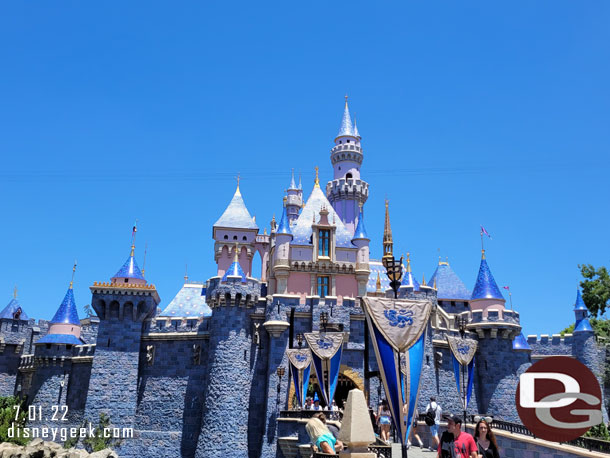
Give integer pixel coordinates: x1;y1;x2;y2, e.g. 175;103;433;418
141;332;210;341
71;356;94;363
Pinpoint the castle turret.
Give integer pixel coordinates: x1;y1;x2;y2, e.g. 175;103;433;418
326;97;369;233
213;181;258;278
573;289;593;333
84;230;160;432
469;249;505;317
272;197;293;294
351;204;370;296
0;287;29;321
286;170;303;226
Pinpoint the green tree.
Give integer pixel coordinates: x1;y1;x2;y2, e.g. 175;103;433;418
561;317;610;338
579;264;610;317
83;304;94;318
0;396;29;446
83;413;122;452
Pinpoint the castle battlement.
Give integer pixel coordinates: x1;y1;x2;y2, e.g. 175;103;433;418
144;316;210;333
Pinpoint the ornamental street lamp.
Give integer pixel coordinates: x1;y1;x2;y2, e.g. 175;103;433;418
320;312;328;332
296;333;304;348
455;315;469;426
382;254;403;298
277;366;286;395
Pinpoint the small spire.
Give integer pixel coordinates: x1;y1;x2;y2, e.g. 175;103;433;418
264;227;267;235
235;173;241;195
353;117;360;138
184;264;189;283
382;199;393;262
290;169;296;189
422;273;427;287
13;285;17;298
336;95;354;138
406;253;411;273
298;173;302;190
376;272;381;292
69;260;77;289
130;220;138;257
283;196;287;207
234;243;240;263
433;276;437;290
314;166;320;188
481;249;486;260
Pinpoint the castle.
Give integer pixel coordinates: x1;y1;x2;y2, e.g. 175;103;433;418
0;99;606;458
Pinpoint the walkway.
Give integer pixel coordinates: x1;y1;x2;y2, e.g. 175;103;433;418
391;443;437;457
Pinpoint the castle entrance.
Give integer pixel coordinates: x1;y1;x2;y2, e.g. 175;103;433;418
305;368;361;409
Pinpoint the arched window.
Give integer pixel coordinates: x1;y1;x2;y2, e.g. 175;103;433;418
242;236;247;241
233;235;238;240
346;173;352;179
224;235;228;240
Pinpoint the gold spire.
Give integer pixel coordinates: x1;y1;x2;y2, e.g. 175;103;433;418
314;166;320;188
235;173;241;196
406;252;411;273
184;264;188;283
234;243;240;263
481;249;486;260
264;227;267;235
422;273;427;287
13;285;17;299
283;196;287;207
439;255;449;266
376;272;381;292
69;260;77;289
130;220;137;257
382;199;393;263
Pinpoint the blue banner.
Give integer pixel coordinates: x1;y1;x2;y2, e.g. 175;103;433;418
402;330;426;438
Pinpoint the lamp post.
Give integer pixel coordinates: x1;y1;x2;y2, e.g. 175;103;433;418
277;366;286;395
296;333;304;348
382;255;403;298
320;312;328;332
456;315;469;427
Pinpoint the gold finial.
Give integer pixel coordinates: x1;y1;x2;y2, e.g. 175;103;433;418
283;196;287;207
69;260;77;289
234;243;240;263
314;166;320;188
433;276;437;290
13;285;17;299
264;227;267;235
481;249;486;260
184;264;189;283
375;272;381;292
422;273;427;287
345;94;349;107
406;252;411;273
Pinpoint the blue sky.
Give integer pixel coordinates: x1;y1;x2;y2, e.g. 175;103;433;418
0;1;608;335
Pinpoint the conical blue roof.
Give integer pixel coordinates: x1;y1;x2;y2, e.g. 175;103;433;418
276;203;292;237
214;186;258;230
113;251;145;280
429;263;471;300
574;318;593;333
352;208;369;241
289;170;297;190
336;100;354;138
471;255;504;300
512;333;531;351
401;271;421;291
222;253;247;283
353;120;360;138
0;298;29;320
574;289;587;311
50;288;80;325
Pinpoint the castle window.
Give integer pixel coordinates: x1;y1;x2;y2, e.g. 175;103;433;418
233;236;237;240
317;276;330;298
346;173;352;179
124;278;128;283
224;235;228;240
46;344;51;349
66;345;72;350
318;229;330;257
242;236;247;241
347;139;350;143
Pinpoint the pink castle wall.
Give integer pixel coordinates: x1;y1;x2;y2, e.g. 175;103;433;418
335;275;358;298
287;273;311;295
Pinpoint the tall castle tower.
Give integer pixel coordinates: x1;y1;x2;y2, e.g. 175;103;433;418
285;170;303;226
84;231;160;430
326;97;369;234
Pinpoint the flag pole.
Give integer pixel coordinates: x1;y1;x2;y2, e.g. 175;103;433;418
509;291;513;311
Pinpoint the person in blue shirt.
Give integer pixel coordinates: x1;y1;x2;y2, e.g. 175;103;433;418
306;417;343;454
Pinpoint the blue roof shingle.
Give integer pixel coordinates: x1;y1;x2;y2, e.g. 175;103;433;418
429;263;471;300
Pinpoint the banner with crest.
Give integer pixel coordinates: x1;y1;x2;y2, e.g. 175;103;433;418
361;297;432;447
446;335;477;410
286;348;312;408
304;332;344;406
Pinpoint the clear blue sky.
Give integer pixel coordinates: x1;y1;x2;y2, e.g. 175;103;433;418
0;2;608;336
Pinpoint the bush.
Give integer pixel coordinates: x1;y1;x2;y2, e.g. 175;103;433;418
0;396;29;446
585;422;610;441
83;413;122;452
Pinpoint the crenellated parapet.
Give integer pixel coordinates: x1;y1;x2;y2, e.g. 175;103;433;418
206;275;261;307
468;308;522;340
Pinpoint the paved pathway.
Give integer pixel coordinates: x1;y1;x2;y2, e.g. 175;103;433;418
391;442;438;457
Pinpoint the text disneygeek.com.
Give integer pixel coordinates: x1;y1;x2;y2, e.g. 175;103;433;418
8;423;134;442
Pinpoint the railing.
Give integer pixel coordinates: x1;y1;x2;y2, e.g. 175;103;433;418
281;409;344;421
491;419;610;454
313;444;390;458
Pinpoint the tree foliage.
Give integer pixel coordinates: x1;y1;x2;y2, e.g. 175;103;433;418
0;396;29;446
579;264;610;317
561;318;610;339
83;413;122;452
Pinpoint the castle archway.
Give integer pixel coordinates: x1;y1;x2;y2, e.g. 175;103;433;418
288;364;364;409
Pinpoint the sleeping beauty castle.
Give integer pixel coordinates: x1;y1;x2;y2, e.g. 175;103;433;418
0;99;606;458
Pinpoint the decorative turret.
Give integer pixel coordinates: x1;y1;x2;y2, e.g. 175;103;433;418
471;250;504;301
0;287;28;321
222;244;248;283
112;223;145;285
400;253;420;291
326;96;369;233
573;289;593;333
37;262;82;346
351;205;370;296
286;170;303;226
429;257;471;302
213;178;259;278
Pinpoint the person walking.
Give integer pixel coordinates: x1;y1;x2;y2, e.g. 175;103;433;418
424;396;442;451
438;414;477;458
377;399;392;443
473;418;500;458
